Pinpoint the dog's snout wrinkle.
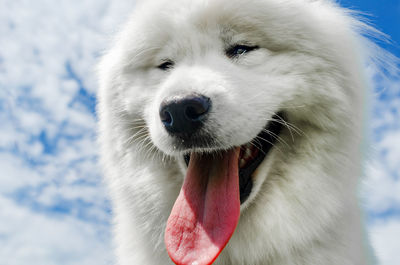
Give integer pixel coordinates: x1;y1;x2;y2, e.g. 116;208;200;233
159;94;211;137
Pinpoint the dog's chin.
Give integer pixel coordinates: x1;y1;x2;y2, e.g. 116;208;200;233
165;112;285;205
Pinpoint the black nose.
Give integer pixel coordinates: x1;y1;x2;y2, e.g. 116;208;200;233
159;94;211;136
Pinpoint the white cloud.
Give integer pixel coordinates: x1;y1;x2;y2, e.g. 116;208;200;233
370;218;400;265
0;0;135;264
379;130;400;174
0;196;112;265
0;153;43;193
364;162;400;215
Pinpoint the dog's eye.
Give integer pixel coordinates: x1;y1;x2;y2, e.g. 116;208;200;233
226;45;259;58
157;60;174;71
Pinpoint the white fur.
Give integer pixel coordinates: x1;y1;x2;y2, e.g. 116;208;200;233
97;0;376;264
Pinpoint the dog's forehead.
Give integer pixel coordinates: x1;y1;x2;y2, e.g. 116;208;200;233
131;0;320;50
120;0;338;69
134;0;277;37
122;1;268;66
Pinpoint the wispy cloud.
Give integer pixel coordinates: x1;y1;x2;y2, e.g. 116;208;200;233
0;0;135;264
363;68;400;264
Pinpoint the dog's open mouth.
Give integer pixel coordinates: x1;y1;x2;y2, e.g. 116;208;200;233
184;113;284;204
165;114;284;265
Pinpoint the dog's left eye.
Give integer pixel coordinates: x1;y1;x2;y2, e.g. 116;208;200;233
226;44;259;58
157;60;174;71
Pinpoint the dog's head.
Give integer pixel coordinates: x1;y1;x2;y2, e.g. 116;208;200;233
103;0;361;150
99;0;367;263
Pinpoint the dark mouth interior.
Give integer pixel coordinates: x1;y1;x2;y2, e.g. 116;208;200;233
184;113;285;204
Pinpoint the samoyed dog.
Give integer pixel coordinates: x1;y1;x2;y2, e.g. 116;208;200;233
98;0;377;264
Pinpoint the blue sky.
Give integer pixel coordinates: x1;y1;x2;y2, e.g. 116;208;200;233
339;0;400;56
0;1;399;265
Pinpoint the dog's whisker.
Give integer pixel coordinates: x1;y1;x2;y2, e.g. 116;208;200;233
262;110;305;139
272;115;295;142
125;129;148;145
268;118;301;140
134;134;151;151
139;136;152;150
128;125;148;130
254;136;283;155
143;140;159;160
262;129;290;148
274;114;305;136
249;138;268;157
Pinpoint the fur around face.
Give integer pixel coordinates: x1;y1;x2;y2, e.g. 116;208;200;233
97;0;376;264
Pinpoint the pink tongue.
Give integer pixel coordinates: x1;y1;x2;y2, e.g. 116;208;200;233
165;149;240;265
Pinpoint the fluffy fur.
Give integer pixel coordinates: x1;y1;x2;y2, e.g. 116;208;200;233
98;0;377;264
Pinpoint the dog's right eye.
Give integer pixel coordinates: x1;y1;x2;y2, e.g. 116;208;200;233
157;60;174;71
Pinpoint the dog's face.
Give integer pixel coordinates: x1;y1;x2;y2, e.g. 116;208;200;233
130;1;309;154
100;0;363;263
116;0;353;151
110;0;354;200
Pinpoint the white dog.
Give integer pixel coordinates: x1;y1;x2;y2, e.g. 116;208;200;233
98;0;378;264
